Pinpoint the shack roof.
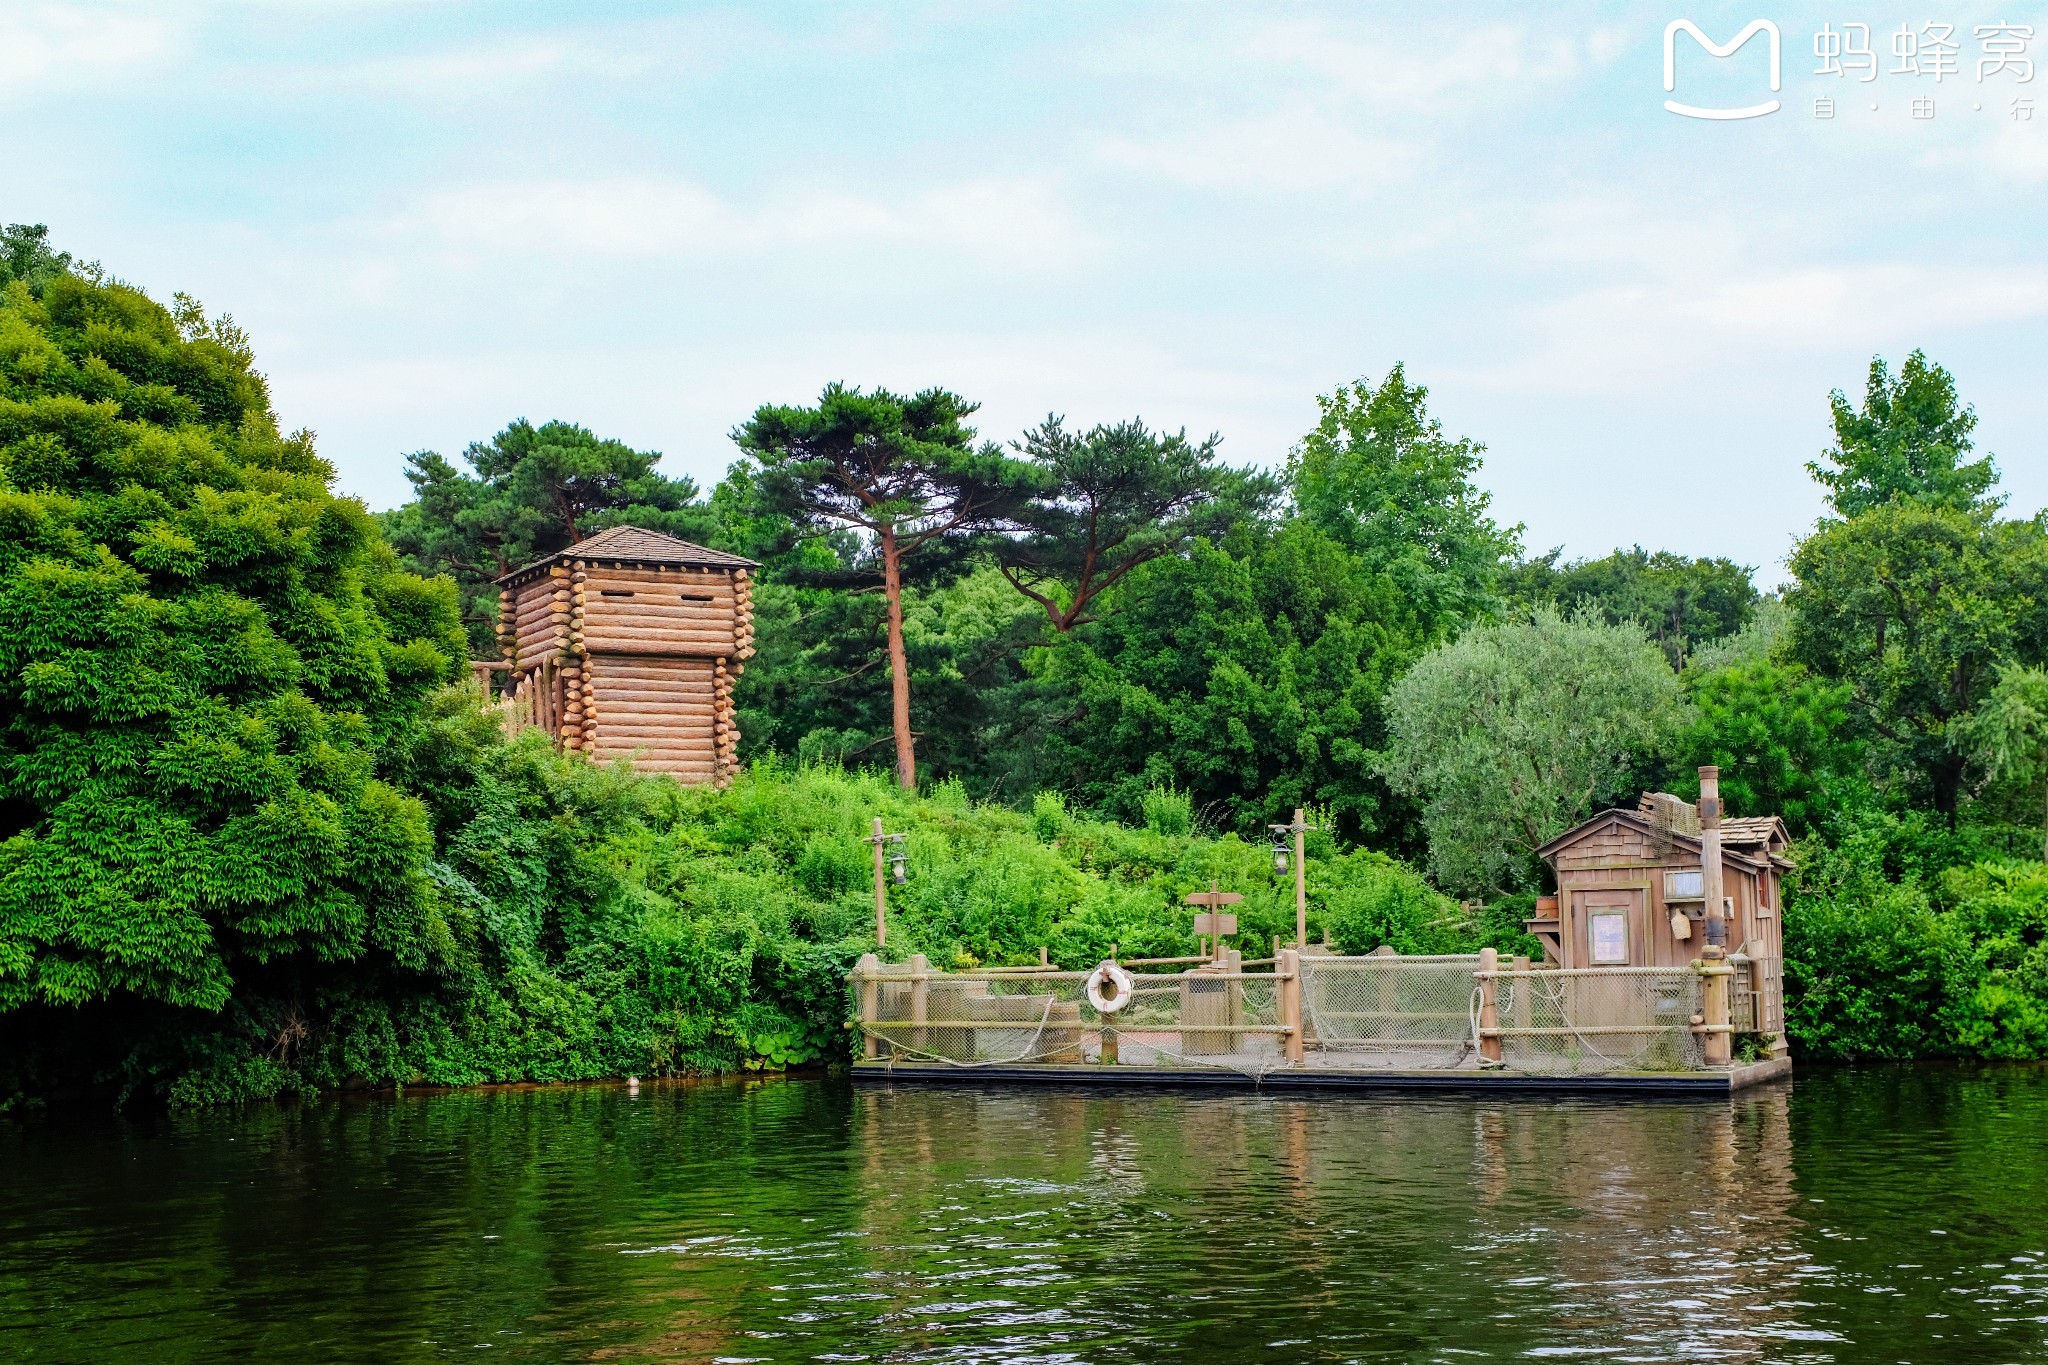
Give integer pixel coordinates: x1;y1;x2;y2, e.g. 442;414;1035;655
496;525;758;587
1537;806;1793;870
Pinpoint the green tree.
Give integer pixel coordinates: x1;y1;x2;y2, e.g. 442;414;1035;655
1380;607;1685;895
0;265;468;1014
1031;522;1418;840
1787;502;2048;823
1809;350;1999;519
995;415;1273;631
0;223;75;290
1967;666;2048;860
1289;364;1521;640
382;419;714;653
1504;545;1758;667
732;384;1033;789
1668;659;1861;834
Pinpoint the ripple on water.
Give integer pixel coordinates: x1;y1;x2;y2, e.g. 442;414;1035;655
5;1070;2048;1360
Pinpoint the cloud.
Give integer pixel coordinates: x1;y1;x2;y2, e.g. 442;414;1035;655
1457;258;2048;398
382;174;1096;270
1096;103;1418;193
1083;14;1621;109
304;12;765;100
0;5;172;92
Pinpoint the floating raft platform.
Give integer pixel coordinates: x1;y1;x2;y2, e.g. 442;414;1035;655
848;951;1791;1100
851;1054;1792;1098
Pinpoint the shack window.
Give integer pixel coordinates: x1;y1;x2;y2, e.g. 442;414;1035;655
1664;869;1703;900
1590;913;1629;964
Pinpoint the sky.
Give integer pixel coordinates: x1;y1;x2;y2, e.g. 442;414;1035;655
4;1;2045;584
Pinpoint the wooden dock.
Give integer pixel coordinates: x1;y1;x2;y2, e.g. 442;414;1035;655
851;1054;1792;1097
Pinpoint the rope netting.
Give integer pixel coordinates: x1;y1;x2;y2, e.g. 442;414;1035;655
1494;967;1706;1074
1300;956;1483;1069
850;957;1711;1078
848;964;1288;1078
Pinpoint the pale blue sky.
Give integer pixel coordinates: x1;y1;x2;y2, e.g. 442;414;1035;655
5;2;2044;582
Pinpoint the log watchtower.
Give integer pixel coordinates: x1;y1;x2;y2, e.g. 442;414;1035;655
495;525;759;786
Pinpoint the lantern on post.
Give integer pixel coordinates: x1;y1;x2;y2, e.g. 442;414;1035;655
863;818;909;949
1267;807;1319;950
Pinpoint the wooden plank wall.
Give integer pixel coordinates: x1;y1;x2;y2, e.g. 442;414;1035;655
1554;818;1768;970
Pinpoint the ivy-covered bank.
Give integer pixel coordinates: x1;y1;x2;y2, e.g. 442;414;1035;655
5;744;1500;1108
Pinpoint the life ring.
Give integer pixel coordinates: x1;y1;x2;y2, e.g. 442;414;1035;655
1084;961;1135;1015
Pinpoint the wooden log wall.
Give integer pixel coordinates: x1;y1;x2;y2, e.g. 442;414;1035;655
494;558;756;788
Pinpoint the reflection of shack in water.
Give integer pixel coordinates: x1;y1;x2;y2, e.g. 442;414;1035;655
845;1084;1804;1359
853;768;1790;1096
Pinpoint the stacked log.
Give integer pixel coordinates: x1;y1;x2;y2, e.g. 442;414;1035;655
733;568;755;660
713;656;738;787
561;562;587;751
496;586;516;687
587;657;719;785
512;580;560;670
494;554;758;784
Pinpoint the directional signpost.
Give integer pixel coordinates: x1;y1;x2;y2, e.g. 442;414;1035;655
1183;880;1242;961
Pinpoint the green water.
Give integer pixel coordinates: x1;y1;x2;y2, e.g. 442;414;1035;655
4;1069;2048;1362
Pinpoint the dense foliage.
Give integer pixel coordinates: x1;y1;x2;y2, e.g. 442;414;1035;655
1504;544;1758;667
0;269;468;1019
9;228;2048;1107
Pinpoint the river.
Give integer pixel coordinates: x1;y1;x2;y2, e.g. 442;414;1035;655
4;1067;2047;1361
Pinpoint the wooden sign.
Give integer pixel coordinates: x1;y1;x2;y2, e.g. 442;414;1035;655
1184;882;1242;944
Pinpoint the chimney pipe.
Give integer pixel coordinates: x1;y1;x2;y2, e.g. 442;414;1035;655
1698;766;1726;948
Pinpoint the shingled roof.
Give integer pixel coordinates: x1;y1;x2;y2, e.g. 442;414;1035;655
1718;815;1791;852
496;525;758;586
1539;803;1792;868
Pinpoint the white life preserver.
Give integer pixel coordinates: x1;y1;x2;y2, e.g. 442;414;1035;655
1084;961;1135;1015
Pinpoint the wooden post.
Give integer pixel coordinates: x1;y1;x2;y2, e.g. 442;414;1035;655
1278;947;1305;1063
1477;947;1502;1062
871;816;888;949
909;952;929;1056
1226;946;1243;1053
1701;943;1732;1066
1293;807;1308;950
1512;953;1531;1039
1699;765;1728;951
854;952;880;1060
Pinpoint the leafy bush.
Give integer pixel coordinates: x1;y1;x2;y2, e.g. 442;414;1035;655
0;268;467;1015
1140;784;1194;837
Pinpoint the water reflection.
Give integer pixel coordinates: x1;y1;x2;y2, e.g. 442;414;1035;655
4;1070;2048;1361
832;1087;1814;1360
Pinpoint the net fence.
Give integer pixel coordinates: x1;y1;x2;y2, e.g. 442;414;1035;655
1300;955;1483;1069
848;963;1288;1077
1494;967;1706;1074
850;957;1711;1078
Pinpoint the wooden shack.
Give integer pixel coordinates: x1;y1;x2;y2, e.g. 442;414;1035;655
1531;766;1789;1049
494;525;759;786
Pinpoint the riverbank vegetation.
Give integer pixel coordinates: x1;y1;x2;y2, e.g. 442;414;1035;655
4;229;2048;1108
